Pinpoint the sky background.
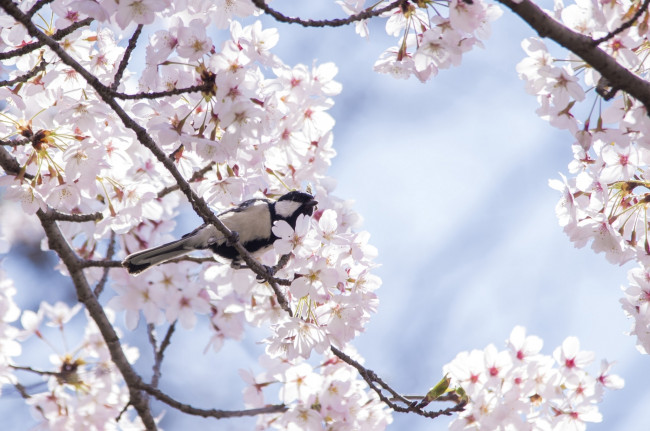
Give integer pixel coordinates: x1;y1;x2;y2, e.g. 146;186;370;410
2;1;649;430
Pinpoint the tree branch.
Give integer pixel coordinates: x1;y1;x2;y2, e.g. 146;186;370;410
0;138;31;147
0;17;93;60
36;208;157;429
251;0;406;28
147;322;176;390
330;347;466;418
111;24;143;91
0;145;24;176
94;231;116;297
593;0;650;45
157;162;215;198
0;59;46;87
137;380;287;418
497;0;650;113
112;83;214;100
40;210;103;222
26;0;54;17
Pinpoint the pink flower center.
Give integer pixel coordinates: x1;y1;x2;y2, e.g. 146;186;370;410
619;154;629;166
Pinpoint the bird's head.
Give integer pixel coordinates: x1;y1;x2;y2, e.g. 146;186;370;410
274;191;318;226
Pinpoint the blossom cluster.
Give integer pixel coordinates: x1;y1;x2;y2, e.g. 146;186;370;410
242;348;392;430
16;300;143;429
338;0;502;82
513;0;650;354
444;326;623;431
0;0;389;427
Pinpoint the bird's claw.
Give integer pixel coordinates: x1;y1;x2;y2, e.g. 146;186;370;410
226;231;239;246
256;265;276;283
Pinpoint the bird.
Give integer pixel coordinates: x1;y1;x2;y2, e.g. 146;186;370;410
122;191;318;275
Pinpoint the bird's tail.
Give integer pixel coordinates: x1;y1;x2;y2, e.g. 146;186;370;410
122;237;194;275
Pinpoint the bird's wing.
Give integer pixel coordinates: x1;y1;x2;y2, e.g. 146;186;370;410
219;199;273;244
180;224;222;249
181;198;272;247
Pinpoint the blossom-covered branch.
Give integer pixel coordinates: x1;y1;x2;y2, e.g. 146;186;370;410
497;0;650;112
36;209;157;429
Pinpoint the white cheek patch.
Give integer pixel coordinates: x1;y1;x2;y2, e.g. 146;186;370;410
275;200;301;218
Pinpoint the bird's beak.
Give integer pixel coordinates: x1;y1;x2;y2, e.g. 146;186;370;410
307;199;318;212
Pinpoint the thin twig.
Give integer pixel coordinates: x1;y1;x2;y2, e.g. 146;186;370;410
0;59;46;87
112;83;213;100
11;364;59;377
593;0;650;45
79;259;123;268
94;231;116;297
111;24;143;91
148;322;176;389
0;138;31;147
0;17;93;60
26;0;54;17
137;380;287;418
157;162;215;198
330;347;466;418
12;382;32;399
251;0;407;28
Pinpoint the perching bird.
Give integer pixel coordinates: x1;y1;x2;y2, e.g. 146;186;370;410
122;191;318;275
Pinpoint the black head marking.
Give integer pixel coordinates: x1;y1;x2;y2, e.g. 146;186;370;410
277;191;315;204
274;191;318;228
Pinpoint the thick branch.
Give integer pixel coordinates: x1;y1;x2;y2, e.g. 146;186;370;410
41;210;103;222
498;0;650;112
0;146;23;175
37;209;157;429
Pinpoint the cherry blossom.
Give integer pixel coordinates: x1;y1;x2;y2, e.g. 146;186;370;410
444;327;622;430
